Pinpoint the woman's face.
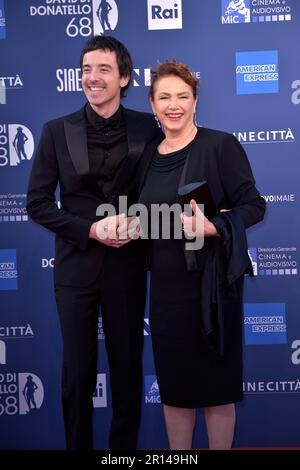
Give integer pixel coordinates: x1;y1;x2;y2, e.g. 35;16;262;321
150;75;197;133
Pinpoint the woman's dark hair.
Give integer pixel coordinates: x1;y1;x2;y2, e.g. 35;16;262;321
149;60;199;100
80;35;133;96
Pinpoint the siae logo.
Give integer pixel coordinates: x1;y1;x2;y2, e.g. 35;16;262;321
147;0;182;30
0;124;34;167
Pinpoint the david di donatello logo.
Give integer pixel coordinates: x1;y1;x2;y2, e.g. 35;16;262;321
0;124;34;166
221;0;292;24
244;302;287;345
0;372;44;415
236;50;279;95
29;0;118;38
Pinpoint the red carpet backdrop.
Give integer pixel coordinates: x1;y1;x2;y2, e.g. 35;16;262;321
0;0;299;449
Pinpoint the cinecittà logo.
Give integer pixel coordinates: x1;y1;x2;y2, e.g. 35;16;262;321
243;379;300;394
0;324;34;339
222;0;293;24
233;128;295;144
0;75;23;105
29;0;118;38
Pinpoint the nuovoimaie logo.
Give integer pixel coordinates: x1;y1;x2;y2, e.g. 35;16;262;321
236;50;279;95
0;124;34;167
244;303;287;345
0;249;18;290
0;0;6;39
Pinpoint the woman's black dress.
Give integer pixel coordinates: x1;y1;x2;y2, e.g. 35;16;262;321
139;145;243;408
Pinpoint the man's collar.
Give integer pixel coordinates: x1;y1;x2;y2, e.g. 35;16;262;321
85;103;122;130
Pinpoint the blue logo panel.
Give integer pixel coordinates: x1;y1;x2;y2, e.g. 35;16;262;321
0;0;6;39
0;249;18;290
244;303;287;345
222;0;251;24
236;50;279;94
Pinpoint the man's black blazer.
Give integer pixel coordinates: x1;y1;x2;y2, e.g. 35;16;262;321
27;105;160;287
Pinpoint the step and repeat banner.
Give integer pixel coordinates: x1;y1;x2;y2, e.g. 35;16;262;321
0;0;299;450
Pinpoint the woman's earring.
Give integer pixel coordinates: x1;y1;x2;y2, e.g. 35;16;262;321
193;112;198;127
154;114;161;129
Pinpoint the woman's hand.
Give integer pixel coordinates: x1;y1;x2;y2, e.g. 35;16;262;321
180;199;218;238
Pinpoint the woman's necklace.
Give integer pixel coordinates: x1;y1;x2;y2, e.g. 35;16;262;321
160;126;197;154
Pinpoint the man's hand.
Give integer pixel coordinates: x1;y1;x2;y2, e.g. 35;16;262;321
117;216;142;241
89;214;142;248
89;214;134;248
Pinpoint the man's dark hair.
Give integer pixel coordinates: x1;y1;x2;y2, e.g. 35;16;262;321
80;35;133;96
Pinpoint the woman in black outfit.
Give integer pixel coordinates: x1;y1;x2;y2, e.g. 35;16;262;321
138;61;266;450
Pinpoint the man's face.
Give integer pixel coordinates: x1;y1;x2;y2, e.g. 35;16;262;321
81;49;129;117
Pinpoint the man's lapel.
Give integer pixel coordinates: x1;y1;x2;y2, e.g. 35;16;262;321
64;107;90;176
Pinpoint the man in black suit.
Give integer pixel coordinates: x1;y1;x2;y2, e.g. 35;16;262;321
26;36;160;450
